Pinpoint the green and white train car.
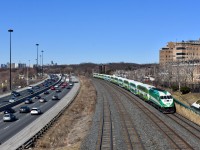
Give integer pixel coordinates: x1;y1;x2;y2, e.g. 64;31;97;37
93;73;98;78
110;76;115;83
137;83;155;101
129;80;142;95
113;76;119;85
93;73;175;113
117;77;124;87
123;79;130;90
149;88;175;113
99;74;105;80
105;75;112;81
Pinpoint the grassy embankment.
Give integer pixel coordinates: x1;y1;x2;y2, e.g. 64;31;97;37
172;91;200;126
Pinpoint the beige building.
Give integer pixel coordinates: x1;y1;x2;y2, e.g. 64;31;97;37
159;39;200;64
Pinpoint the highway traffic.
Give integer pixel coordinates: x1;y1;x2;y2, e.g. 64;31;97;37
0;74;74;144
0;74;59;111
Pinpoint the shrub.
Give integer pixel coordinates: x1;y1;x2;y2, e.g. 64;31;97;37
171;85;179;92
2;86;7;92
180;86;191;94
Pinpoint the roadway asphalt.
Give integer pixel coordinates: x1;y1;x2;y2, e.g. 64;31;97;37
0;81;73;144
0;75;59;109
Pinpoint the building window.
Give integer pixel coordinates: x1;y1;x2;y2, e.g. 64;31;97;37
176;53;186;55
176;47;186;50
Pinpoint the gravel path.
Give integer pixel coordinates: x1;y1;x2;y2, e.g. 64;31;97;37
81;79;200;150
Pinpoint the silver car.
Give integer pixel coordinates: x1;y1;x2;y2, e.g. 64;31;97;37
3;113;16;122
52;95;59;100
31;108;42;115
9;97;16;103
39;98;47;103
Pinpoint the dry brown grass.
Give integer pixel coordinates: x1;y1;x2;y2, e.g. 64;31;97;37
175;103;200;126
33;76;96;150
167;90;200;126
172;92;200;106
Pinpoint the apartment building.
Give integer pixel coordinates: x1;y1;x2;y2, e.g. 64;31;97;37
159;39;200;64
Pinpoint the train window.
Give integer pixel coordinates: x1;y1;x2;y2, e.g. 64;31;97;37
160;96;164;99
167;96;172;99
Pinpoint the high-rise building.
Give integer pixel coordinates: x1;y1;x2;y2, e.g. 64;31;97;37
159;39;200;64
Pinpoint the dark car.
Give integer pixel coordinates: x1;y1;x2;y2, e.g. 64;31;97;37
4;108;15;114
34;85;40;90
44;84;49;87
52;95;59;100
19;106;30;113
44;91;49;95
35;95;41;99
27;89;34;94
11;91;20;97
25;98;33;104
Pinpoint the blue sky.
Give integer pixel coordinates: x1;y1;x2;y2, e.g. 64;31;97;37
0;0;200;65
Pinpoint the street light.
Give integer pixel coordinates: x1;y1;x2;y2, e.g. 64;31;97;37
41;50;44;77
27;60;30;85
8;29;13;90
36;43;39;77
40;54;41;67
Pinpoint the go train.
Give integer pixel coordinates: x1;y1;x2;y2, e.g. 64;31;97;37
93;73;176;113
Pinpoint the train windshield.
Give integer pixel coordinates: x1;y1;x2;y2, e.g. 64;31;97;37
167;96;173;99
160;96;172;99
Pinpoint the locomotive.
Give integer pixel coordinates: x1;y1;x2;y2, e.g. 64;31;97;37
93;73;175;113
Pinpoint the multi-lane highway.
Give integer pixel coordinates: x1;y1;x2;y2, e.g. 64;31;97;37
0;74;73;144
0;74;59;111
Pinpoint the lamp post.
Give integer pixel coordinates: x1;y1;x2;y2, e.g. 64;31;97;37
40;54;41;71
41;50;44;77
40;55;41;66
36;44;39;77
27;60;30;85
8;29;13;91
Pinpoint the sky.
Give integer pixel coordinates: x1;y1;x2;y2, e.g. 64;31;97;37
0;0;200;65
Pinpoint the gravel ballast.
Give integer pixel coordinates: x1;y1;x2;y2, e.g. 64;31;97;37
81;79;200;149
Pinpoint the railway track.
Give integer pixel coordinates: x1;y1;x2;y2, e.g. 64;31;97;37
100;80;194;149
96;94;113;150
104;83;144;150
167;113;200;140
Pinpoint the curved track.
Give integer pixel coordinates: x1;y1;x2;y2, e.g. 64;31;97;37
93;78;200;149
104;80;194;149
95;79;144;150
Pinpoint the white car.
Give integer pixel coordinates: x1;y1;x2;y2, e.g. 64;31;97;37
30;108;42;115
39;98;47;103
9;97;16;103
28;85;33;89
54;85;59;88
191;100;200;109
3;113;16;122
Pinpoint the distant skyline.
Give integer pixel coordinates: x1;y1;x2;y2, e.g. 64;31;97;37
0;0;200;65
